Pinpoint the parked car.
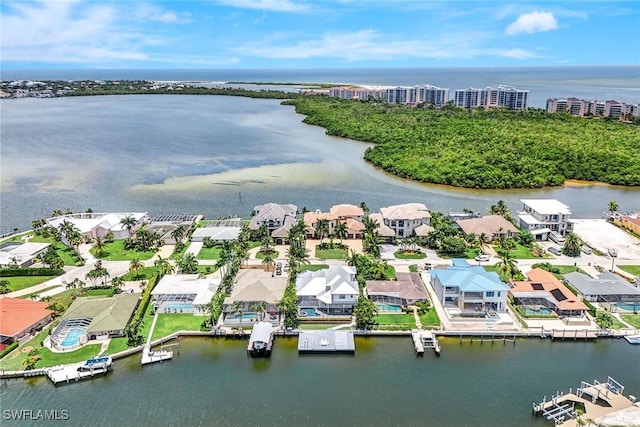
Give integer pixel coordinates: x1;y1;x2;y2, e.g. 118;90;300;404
549;232;565;244
475;254;490;262
548;246;562;256
581;245;592;255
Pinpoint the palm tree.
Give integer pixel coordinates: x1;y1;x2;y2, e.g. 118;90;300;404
154;255;175;275
260;235;275;254
607;200;619;219
232;300;244;326
170;226;185;244
250;300;267;321
362;216;379;235
129;257;145;280
476;233;490;254
120;215;137;237
334;221;348;244
261;251;275;273
314;218;329;243
177;252;199;274
496;250;518;281
562;232;581;257
92;236;108;257
111;276;125;292
360;201;369;213
51;209;63;217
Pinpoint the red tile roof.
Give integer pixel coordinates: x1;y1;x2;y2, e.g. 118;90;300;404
510;269;588;311
0;297;53;337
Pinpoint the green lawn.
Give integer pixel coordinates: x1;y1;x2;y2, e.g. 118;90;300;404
92;240;156;261
384;265;396;280
419;310;441;327
54;242;82;265
498;243;542;259
409;265;418;273
610;317;627;330
394;251;426;260
315;247;348;259
20;285;61;299
170;242;191;260
619;266;640;276
374;313;417;329
2;275;57;292
106;337;129;354
151;314;205;340
554;265;586;275
298;264;329;272
120;266;159;281
297;323;343;330
196;246;222;260
255;250;279;259
621;314;640;329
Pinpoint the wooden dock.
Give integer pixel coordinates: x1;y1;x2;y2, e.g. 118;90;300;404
45;363;109;384
533;377;636;426
550;329;598;340
298;330;355;354
141;345;173;365
412;330;440;355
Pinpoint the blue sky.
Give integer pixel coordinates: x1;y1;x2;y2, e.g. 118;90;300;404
1;0;638;69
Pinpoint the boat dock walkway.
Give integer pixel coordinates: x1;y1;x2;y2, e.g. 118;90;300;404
45;362;109;384
247;322;274;357
141;313;174;365
298;330;355;354
533;377;637;426
411;330;440;355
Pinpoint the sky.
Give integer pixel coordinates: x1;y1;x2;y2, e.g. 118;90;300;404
1;0;639;69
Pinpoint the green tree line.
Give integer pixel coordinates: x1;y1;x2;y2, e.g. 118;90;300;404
285;96;640;189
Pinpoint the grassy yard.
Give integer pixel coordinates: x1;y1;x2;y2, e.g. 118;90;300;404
498;243;543;260
20;285;61;299
374;313;417;330
120;266;159;281
394;251;426;259
2;275;57;292
151;314;205;340
384;265;396;280
409;265;418;273
621;314;640;329
297;323;342;330
196;246;222;260
92;240;156;261
419;310;441;327
106;337;129;354
298;264;329;272
315;247;348;260
255;250;279;259
554;265;586;275
610;317;628;330
619;266;640;276
169;242;191;260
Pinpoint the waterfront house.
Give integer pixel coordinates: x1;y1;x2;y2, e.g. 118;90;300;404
430;259;508;312
223;269;288;324
249;203;298;244
47;212;148;242
563;272;640;309
190;219;242;242
456;215;518;242
0;242;50;267
151;274;220;314
379;203;431;238
296;265;359;315
516;199;573;240
365;272;429;308
51;294;139;350
304;204;364;239
367;213;396;242
614;214;640;235
0;298;53;349
509;269;588;317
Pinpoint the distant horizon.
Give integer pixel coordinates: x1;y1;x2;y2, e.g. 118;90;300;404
1;1;638;69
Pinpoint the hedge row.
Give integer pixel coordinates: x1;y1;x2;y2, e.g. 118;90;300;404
131;272;160;325
0;342;19;359
0;268;64;277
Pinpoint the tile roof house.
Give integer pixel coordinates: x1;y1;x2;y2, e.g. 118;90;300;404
47;212;148;242
379;203;431;238
296;265;359;315
563;271;640;304
456;215;519;242
366;272;429;307
509;268;588;317
152;274;220;314
0;242;50;267
249;203;298;243
224;269;288;323
0;297;53;347
304;204;364;239
430;259;508;312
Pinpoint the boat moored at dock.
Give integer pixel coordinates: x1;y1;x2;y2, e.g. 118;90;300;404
247;322;274;357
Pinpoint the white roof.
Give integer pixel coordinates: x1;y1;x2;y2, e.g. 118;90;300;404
191;226;240;241
48;213;147;234
152;274;220;305
296;265;358;300
517;213;542;225
521;199;571;215
0;242;50;265
380;203;431;221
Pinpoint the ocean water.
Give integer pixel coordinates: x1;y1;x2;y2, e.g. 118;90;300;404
3;66;639;107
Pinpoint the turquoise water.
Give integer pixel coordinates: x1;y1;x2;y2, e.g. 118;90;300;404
616;303;640;312
60;327;86;347
229;312;257;320
299;308;318;317
523;306;554;316
376;303;403;312
2;337;639;426
162;303;193;311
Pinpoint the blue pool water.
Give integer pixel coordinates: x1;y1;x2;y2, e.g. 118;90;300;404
376;303;403;313
163;303;193;311
523;306;554;316
299;308;318;317
229;312;257;320
60;327;86;347
616;303;640;312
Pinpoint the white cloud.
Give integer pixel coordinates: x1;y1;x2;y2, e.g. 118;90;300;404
235;29;537;61
133;4;193;23
505;11;558;35
217;0;310;12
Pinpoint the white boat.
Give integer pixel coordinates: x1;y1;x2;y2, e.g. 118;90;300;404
77;355;112;371
623;335;640;345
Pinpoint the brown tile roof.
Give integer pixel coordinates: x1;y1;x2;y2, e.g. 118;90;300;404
621;215;640;227
509;268;588;311
456;215;518;237
366;272;428;301
329;204;363;218
0;297;53;337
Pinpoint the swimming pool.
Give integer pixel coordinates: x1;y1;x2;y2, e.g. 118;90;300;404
229;312;258;320
522;306;554;316
299;308;318;317
60;327;87;347
376;303;403;313
616;303;640;312
162;303;193;311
